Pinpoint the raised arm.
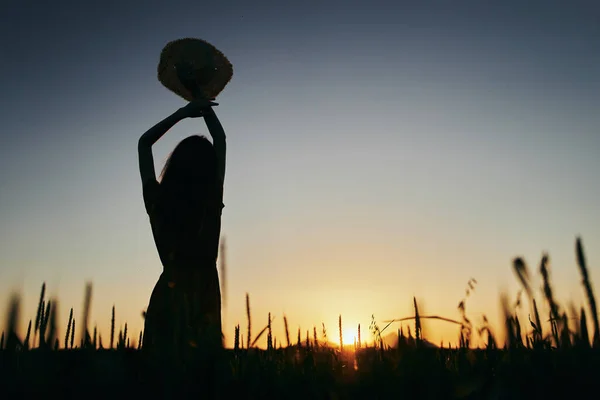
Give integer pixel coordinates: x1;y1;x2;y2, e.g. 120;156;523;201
202;107;226;183
138;109;186;185
138;99;217;185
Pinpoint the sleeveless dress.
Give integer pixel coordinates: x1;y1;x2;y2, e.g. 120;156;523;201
142;178;224;353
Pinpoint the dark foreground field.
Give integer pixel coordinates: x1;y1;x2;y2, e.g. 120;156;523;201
1;345;600;399
1;237;599;399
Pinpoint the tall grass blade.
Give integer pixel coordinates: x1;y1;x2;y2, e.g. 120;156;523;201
110;305;115;349
580;308;590;347
576;237;599;347
65;308;73;349
5;293;22;351
246;293;251;349
250;318;275;348
513;257;533;300
81;282;93;348
540;254;561;346
46;298;58;349
339;315;343;352
34;283;46;337
220;238;227;309
284;315;290;347
532;299;543;344
414;297;421;346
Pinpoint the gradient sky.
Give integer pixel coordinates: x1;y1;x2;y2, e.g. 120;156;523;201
1;0;599;348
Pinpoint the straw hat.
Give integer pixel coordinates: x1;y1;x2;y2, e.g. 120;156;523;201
157;38;233;101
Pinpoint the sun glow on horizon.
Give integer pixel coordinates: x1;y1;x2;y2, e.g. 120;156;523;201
341;327;358;347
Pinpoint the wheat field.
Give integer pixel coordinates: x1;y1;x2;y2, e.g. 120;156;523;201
1;237;599;399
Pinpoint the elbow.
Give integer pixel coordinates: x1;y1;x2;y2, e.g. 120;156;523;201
213;133;226;145
215;136;226;146
138;136;149;152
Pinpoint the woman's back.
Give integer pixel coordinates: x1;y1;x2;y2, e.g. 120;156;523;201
143;177;224;271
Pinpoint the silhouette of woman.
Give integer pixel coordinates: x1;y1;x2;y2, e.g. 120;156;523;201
138;98;226;354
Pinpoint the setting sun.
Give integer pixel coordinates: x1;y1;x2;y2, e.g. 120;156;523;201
341;327;358;348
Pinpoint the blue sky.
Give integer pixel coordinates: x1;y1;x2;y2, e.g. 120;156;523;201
1;0;599;347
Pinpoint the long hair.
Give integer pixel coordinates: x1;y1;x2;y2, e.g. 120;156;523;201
158;135;218;229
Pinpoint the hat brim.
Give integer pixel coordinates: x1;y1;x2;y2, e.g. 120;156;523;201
158;38;233;102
